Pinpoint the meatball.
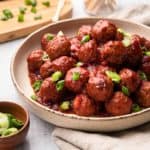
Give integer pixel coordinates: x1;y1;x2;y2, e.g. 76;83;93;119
100;41;126;66
86;74;113;102
120;68;141;93
46;35;70;60
39;77;62;103
72;94;96;116
27;50;44;72
136;81;150;107
65;67;89;93
125;35;142;67
70;38;97;63
105;92;132;116
141;56;150;77
77;25;92;40
92;20;117;43
40;56;76;78
41;33;54;50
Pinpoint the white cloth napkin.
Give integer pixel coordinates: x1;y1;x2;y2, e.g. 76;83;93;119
52;123;150;150
52;3;150;150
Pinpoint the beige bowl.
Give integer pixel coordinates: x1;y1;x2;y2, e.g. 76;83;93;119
10;18;150;132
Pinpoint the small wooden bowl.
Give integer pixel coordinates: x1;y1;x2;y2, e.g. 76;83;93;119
0;101;30;150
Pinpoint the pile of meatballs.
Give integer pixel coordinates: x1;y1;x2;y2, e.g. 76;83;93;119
27;19;150;117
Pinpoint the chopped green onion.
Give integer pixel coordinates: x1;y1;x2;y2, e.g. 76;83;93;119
76;62;83;67
42;1;50;7
31;94;37;101
31;6;37;14
0;15;8;21
1;128;18;137
57;31;64;36
2;9;13;19
72;72;80;81
11;119;24;129
51;71;63;82
138;71;147;80
18;13;24;22
132;104;142;112
117;28;131;37
42;53;49;61
46;33;54;41
122;86;130;96
60;101;70;110
144;51;150;56
56;80;64;91
105;71;121;84
25;0;37;6
19;7;27;14
122;37;131;47
34;15;42;20
32;80;42;92
81;35;90;44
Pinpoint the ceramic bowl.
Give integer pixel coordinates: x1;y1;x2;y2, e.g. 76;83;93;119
0;101;30;150
10;18;150;132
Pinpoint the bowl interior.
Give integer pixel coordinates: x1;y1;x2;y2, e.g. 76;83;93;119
0;101;28;125
11;18;150;120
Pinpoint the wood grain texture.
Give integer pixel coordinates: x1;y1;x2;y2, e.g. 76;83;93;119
0;0;72;43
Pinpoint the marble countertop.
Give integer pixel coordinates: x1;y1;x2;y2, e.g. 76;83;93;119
0;0;149;149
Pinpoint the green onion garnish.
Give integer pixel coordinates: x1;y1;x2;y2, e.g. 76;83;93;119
51;71;63;82
132;104;142;112
81;35;90;44
57;31;64;36
42;1;50;7
60;101;70;110
76;62;83;67
138;71;147;80
117;28;131;37
56;80;64;91
18;13;24;22
105;71;121;84
42;53;49;61
25;0;37;6
32;80;42;92
31;94;37;101
122;37;131;47
72;72;80;81
31;6;37;13
2;9;13;19
11;118;24;129
144;51;150;56
122;86;130;96
46;33;54;41
34;15;42;20
0;15;8;21
19;7;27;14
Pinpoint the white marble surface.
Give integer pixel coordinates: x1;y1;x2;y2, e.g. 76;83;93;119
0;0;149;149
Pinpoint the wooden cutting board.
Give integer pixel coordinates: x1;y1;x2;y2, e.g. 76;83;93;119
0;0;72;43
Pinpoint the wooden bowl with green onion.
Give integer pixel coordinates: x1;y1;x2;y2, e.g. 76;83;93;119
0;101;30;150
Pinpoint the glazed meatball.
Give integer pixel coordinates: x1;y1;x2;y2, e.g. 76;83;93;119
120;68;141;93
65;67;89;93
105;92;132;116
72;94;96;116
86;74;113;102
125;35;142;67
40;56;76;78
136;81;150;107
41;33;54;50
100;41;126;66
141;56;150;77
27;49;44;72
70;38;97;63
92;20;117;43
46;35;70;60
77;25;92;40
39;77;62;103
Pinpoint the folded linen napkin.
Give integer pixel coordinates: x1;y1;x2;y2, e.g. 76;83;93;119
52;2;150;150
52;123;150;150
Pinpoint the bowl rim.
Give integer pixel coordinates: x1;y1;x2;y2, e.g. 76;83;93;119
10;17;150;121
0;101;30;139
